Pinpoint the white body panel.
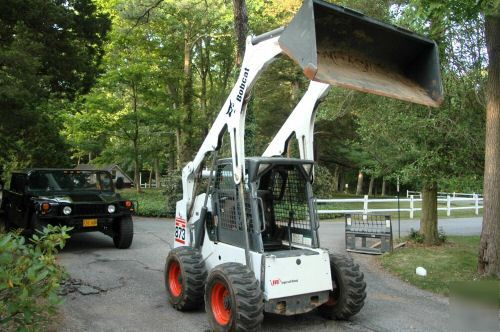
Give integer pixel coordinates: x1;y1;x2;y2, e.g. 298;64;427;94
200;231;333;301
201;232;262;275
262;249;332;300
173;200;188;248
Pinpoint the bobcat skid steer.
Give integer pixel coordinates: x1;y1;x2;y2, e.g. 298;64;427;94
164;1;443;331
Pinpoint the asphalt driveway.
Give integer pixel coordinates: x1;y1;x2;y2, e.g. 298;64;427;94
54;216;484;332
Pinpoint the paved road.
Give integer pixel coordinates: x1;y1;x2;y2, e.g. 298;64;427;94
55;217;483;332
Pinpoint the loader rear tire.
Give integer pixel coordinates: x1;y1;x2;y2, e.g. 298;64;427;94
205;262;263;332
165;246;207;310
319;253;366;320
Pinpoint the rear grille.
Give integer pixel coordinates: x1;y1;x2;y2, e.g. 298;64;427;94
73;204;106;215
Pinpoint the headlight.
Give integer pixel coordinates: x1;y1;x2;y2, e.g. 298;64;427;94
63;206;72;215
107;205;116;214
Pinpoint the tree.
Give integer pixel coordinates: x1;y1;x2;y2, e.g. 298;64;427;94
349;1;488;244
478;12;500;277
0;0;110;169
232;0;248;66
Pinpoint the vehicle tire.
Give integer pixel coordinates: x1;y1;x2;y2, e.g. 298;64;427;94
30;213;48;236
113;215;133;249
3;211;12;231
164;246;207;310
205;262;263;332
318;253;366;320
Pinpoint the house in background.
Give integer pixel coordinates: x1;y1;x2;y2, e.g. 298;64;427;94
75;164;134;188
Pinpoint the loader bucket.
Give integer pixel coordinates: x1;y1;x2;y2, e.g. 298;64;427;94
279;0;443;107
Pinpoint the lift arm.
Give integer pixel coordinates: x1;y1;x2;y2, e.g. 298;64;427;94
263;81;330;161
178;31;283;222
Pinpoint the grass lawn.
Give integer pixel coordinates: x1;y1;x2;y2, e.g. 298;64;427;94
380;236;498;302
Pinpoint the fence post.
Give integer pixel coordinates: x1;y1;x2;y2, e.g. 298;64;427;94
453;192;456;198
406;190;409;198
363;195;368;214
410;195;414;219
474;194;479;215
447;195;451;217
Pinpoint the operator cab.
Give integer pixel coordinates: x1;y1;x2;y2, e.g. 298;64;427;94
208;157;320;253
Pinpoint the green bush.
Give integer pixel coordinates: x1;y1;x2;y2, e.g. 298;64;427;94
161;170;182;216
408;228;425;243
407;227;447;244
0;226;71;331
118;171;183;217
120;189;169;217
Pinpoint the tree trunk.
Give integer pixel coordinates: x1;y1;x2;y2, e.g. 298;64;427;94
355;171;364;195
381;177;386;196
232;0;248;66
154;157;160;188
175;128;182;170
420;182;439;245
133;139;141;192
131;81;142;193
339;173;346;193
478;14;500;277
182;29;194;159
332;165;340;193
368;176;375;196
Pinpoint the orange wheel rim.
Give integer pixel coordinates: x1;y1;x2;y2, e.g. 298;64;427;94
168;261;182;297
211;281;231;325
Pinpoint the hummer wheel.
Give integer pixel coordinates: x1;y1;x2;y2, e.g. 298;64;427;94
113;215;133;249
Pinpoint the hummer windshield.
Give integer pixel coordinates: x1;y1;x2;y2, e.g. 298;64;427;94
28;170;114;193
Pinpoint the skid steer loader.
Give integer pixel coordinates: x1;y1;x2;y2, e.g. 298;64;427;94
164;1;443;331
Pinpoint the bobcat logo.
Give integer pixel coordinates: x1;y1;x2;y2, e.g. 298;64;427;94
226;100;235;117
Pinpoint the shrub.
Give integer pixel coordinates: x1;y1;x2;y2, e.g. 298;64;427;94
438;227;447;243
408;228;425;243
162;170;182;216
0;225;71;331
408;227;447;244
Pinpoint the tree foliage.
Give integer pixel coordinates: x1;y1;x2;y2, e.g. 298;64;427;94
0;0;110;172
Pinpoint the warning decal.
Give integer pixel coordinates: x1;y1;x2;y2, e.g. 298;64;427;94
175;217;186;244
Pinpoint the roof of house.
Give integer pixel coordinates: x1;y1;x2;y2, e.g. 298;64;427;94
75;164;134;183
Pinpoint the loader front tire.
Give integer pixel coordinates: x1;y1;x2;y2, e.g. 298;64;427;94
205;262;263;332
319;253;366;320
165;246;207;310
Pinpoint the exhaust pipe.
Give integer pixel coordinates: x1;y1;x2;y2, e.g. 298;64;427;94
279;0;443;107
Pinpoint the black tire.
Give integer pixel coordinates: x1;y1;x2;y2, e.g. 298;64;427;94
205;263;263;332
319;253;366;320
2;207;11;231
164;246;207;310
31;214;46;236
113;215;133;249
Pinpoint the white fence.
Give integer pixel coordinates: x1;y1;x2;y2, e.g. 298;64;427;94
316;194;483;219
406;190;483;199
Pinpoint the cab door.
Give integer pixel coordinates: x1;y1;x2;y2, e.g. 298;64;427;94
6;173;28;227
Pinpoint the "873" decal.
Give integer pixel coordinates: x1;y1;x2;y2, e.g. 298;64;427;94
175;218;186;244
